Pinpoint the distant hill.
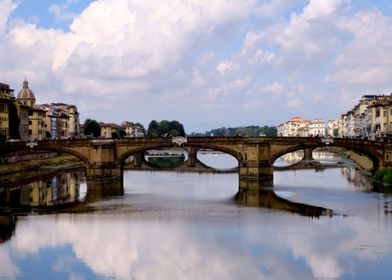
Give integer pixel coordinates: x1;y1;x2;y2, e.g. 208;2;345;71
192;125;277;137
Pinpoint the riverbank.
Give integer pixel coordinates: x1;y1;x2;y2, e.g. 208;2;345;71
323;147;373;175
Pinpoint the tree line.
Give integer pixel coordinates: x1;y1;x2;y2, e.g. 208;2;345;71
199;125;277;137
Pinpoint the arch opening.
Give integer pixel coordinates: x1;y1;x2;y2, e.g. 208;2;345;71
196;149;238;170
273;150;304;167
144;148;187;168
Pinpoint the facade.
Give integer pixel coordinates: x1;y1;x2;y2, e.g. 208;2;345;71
28;107;46;140
278;117;324;137
308;120;326;137
0;83;14;139
122;121;145;137
100;123;120;138
41;103;79;139
14;80;80;140
17;104;29;140
337;94;392;140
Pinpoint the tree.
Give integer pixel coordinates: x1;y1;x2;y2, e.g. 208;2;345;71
147;120;186;136
84;119;101;137
333;128;339;137
113;128;126;138
147;120;159;137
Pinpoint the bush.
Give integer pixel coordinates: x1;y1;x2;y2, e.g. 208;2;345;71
373;169;392;184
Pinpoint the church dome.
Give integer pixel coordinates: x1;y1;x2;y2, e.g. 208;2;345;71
17;78;35;100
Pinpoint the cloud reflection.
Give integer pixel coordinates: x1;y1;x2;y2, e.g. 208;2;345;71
2;205;391;280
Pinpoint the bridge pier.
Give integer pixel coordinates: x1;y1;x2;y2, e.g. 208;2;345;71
86;164;122;179
303;148;314;161
86;140;122;180
133;152;144;167
185;147;199;167
239;163;273;187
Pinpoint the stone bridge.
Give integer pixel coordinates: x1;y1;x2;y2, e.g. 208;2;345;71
2;137;392;187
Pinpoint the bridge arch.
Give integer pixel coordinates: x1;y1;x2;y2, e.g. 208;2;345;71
1;145;89;165
35;147;90;164
270;142;383;170
118;142;244;170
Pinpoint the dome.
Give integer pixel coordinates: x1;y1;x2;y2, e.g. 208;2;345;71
17;78;35;100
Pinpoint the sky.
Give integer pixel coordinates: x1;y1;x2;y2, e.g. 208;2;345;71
1;0;392;133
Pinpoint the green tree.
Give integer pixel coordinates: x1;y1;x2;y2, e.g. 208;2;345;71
147;120;159;137
147;120;186;136
333;128;339;137
84;119;101;137
116;128;126;138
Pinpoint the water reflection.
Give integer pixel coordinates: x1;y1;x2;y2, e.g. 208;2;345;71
2;152;392;279
145;155;186;168
235;188;333;217
0;172;85;210
0;215;16;244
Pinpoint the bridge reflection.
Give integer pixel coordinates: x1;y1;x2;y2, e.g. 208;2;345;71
235;188;333;218
0;170;334;217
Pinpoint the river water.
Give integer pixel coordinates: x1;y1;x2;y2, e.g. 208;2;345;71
1;152;392;280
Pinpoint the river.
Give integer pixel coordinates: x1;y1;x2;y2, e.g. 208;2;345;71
1;151;392;280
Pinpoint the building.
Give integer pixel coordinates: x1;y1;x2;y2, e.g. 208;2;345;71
277;117;324;137
17;104;29;141
40;103;80;139
122;121;145;137
307;119;326;137
100;122;121;138
327;119;340;137
16;79;36;107
337;94;392;140
16;79;47;140
28;106;46;140
15;79;80;140
0;83;14;140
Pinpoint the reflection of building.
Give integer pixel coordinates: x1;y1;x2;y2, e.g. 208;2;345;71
2;172;83;207
341;167;372;190
279;151;304;162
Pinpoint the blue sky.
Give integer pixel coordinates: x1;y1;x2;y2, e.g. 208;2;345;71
2;0;392;133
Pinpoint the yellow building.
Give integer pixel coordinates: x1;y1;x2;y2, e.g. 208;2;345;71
28;107;46;140
0;83;14;139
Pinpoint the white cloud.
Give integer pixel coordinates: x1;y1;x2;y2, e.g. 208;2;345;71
0;0;17;35
49;0;79;21
325;9;392;87
2;0;392;130
303;0;343;19
263;82;285;94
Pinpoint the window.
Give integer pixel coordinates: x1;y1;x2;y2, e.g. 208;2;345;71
376;108;380;118
0;103;8;113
